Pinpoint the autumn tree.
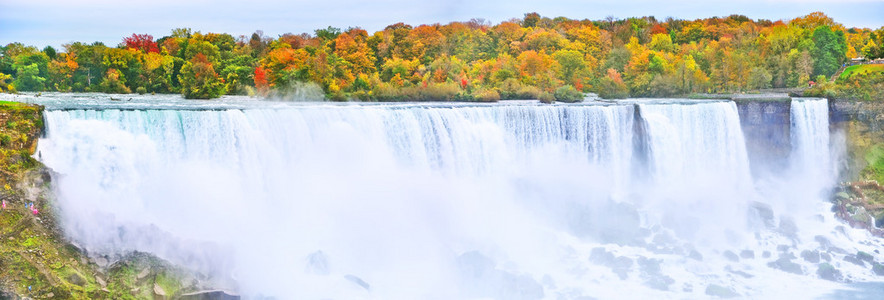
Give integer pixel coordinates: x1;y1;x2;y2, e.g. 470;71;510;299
123;34;160;53
179;53;226;98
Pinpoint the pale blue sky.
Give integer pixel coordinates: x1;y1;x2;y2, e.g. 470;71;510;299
1;0;882;49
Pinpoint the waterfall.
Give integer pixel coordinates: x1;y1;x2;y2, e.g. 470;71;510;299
638;101;752;190
31;96;884;299
790;98;833;186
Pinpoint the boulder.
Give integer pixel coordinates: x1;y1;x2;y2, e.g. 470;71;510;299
817;263;842;281
153;283;166;298
723;251;739;262
872;262;884;276
844;255;866;267
857;251;875;262
801;250;820;263
767;257;803;275
705;284;739;298
66;272;87;286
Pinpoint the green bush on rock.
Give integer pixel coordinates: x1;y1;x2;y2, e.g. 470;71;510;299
554;85;583;102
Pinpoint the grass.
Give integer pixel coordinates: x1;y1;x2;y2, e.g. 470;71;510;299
840;64;884;81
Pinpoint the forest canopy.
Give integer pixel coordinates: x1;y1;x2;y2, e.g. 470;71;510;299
1;12;882;100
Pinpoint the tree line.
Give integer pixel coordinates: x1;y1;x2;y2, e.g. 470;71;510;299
0;12;882;100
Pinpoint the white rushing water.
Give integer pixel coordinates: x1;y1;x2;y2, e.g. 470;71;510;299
26;94;884;299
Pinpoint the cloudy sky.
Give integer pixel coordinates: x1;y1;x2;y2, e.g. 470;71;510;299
2;0;882;49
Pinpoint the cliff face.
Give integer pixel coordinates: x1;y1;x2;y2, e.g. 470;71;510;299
831;100;884;234
735;100;792;176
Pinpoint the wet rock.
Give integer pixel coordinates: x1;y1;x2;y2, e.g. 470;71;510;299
740;250;755;259
876;212;884;228
872;262;884;276
762;251;771;258
683;283;693;292
153;283;166;297
589;248;632;279
857;251;874;262
306;251;330;275
644;274;675;291
93;256;109;268
67;272;87;286
638;257;662;275
727;269;754;278
778;218;799;239
778;252;796;260
688;249;703;261
610;256;633;280
589;248;615;265
652;232;676;246
344;274;370;291
136;267;150;280
723;251;739;262
705;284;739;298
777;245;791;252
637;256;672;290
828;246;848;254
821;252;832;262
767;258;803;275
801;250;820;263
457;251;544;299
817;263;842;281
852;206;872;224
749;201;775;228
844;255;866;267
815;236;833;249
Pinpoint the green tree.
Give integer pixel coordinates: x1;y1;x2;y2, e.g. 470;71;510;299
748;66;773;89
552;50;586;82
811;25;846;77
12;63;47;91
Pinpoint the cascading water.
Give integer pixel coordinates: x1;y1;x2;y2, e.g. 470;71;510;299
20;93;884;299
790;98;833;188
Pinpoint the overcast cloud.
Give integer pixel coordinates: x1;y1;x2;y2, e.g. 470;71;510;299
1;0;882;49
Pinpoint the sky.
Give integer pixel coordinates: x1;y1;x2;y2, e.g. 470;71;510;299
1;0;883;49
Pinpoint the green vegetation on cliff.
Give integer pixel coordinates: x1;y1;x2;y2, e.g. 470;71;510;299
807;66;884;101
0;102;215;299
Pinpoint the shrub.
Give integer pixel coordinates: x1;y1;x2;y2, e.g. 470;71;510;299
554;85;583;102
499;78;542;100
597;68;630;99
647;75;678;97
473;88;501;102
516;85;542;100
420;82;460;101
135;86;147;94
597;77;629;99
538;92;555;103
0;134;11;147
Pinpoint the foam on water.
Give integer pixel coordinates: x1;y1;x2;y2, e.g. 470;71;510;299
25;94;884;299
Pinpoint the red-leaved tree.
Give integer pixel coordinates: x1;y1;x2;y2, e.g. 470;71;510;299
123;34;159;53
254;66;268;89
